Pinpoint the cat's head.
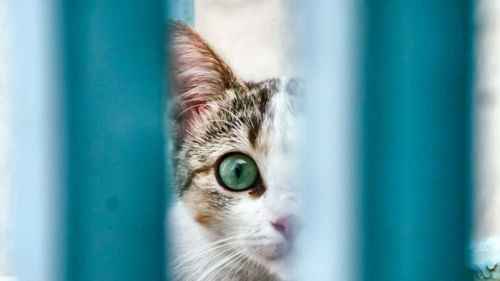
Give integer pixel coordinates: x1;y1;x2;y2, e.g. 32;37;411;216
170;21;302;279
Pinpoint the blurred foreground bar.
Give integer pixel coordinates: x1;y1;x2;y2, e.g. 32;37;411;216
297;0;361;280
363;1;472;280
62;1;166;280
11;0;63;280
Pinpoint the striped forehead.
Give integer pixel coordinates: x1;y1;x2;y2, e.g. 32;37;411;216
256;78;297;154
186;77;299;156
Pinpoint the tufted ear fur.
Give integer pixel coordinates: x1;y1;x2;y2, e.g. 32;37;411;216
169;21;243;134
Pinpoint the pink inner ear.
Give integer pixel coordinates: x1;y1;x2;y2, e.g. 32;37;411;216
181;99;206;119
173;38;224;120
192;102;204;115
170;21;241;132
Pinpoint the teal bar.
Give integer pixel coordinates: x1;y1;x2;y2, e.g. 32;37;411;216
62;1;167;280
363;0;472;280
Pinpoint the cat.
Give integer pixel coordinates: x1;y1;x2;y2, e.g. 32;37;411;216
168;21;302;281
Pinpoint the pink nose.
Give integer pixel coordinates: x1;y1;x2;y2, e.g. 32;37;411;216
271;215;297;240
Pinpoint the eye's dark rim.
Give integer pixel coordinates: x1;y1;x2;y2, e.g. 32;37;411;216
214;152;261;192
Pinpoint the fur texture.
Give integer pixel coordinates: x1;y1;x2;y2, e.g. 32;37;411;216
168;21;302;281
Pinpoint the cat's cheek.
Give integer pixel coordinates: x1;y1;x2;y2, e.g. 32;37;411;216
182;186;234;229
230;200;284;247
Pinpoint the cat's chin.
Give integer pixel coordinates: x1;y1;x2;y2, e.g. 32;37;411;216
242;239;295;280
245;247;293;280
261;257;293;281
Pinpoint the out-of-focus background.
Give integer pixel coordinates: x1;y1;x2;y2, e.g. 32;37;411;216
0;0;12;277
0;0;500;278
194;0;299;81
475;0;500;240
472;0;500;269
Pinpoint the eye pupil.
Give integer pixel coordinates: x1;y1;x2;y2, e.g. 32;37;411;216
217;153;259;191
234;163;242;177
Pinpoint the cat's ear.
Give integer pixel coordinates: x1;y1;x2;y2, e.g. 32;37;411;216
169;21;241;127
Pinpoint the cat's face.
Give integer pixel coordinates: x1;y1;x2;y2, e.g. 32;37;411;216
171;22;302;279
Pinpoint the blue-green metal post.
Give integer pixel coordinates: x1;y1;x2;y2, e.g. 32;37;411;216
362;1;472;280
62;1;167;280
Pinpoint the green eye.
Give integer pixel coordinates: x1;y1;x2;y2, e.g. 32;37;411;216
217;153;259;191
